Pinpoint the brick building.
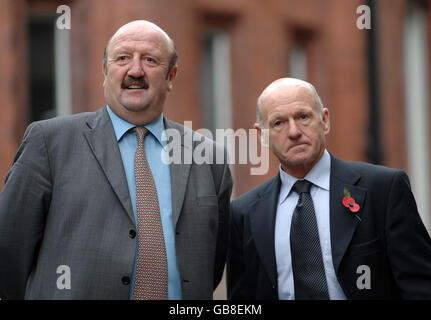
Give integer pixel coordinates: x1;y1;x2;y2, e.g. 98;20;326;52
1;0;431;297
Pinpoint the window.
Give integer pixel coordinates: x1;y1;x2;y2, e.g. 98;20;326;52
201;30;232;134
289;44;307;80
403;0;430;233
288;28;313;80
28;13;71;121
28;14;56;121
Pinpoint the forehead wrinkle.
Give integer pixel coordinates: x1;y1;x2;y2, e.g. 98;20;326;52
110;41;164;58
106;24;172;61
261;87;318;125
267;103;312;120
111;33;163;51
263;85;318;113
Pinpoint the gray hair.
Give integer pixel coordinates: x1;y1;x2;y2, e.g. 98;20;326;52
256;82;324;128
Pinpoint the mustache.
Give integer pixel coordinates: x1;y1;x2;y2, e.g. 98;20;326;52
121;76;149;89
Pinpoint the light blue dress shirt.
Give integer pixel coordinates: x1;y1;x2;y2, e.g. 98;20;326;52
274;149;346;300
106;106;182;299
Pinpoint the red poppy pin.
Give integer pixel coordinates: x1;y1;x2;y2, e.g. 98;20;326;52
342;187;362;222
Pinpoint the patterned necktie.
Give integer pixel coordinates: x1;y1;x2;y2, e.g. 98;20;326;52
290;180;329;300
132;127;168;300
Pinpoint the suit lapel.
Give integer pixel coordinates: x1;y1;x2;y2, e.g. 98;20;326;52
164;119;191;227
330;155;367;274
249;176;281;286
84;107;135;225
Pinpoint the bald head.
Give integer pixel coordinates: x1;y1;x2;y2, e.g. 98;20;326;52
103;20;178;77
256;78;324;128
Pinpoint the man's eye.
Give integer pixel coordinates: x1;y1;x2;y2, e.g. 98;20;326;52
117;56;129;62
299;114;308;120
144;57;156;63
274;120;282;127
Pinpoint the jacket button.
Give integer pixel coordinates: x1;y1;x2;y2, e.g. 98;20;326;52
122;276;130;285
129;229;136;238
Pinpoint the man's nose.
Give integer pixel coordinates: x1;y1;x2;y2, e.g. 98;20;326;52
127;56;145;77
287;119;301;139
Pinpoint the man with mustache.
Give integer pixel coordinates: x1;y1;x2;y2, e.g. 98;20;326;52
227;78;431;299
0;20;232;300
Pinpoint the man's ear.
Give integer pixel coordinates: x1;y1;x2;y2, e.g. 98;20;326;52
167;65;178;91
322;108;330;135
102;62;107;86
255;123;269;147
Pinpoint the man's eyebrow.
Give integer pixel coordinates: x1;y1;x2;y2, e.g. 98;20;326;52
111;46;162;57
296;107;313;112
267;113;282;121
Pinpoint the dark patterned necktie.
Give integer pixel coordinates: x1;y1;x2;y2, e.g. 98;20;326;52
132;127;168;300
290;180;329;300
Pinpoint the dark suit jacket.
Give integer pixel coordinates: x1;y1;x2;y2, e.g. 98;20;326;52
0;107;233;299
227;154;431;299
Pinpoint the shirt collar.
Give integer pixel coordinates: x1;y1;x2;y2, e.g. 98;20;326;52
106;105;166;146
278;149;331;205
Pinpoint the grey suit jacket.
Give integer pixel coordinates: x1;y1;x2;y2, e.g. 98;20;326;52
0;107;233;299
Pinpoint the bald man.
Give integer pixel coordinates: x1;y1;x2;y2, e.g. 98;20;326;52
0;20;232;300
226;78;431;300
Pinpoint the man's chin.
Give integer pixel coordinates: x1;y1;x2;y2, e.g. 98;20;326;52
283;152;314;167
282;149;325;170
122;103;150;113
